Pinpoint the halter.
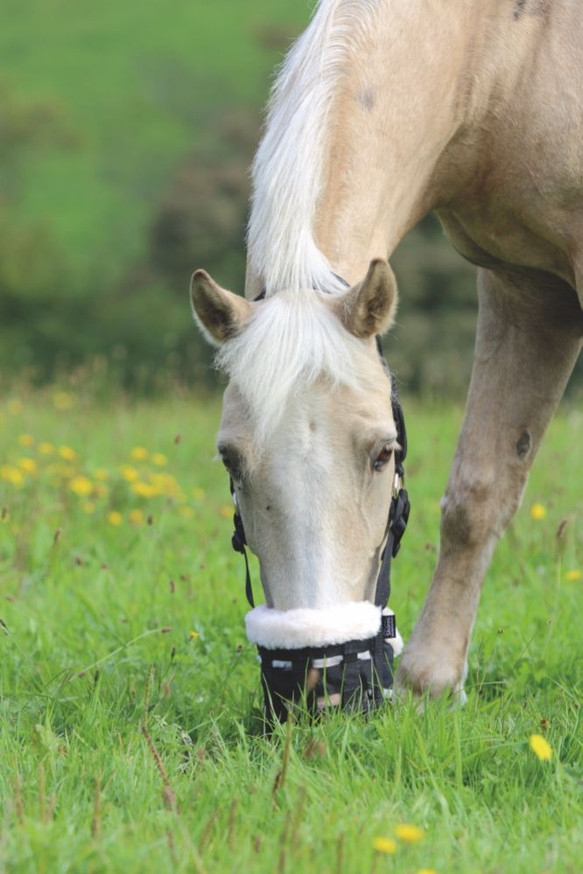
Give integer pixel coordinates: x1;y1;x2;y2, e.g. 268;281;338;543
229;333;410;724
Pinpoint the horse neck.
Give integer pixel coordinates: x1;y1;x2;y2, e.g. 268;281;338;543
313;2;472;284
247;0;515;296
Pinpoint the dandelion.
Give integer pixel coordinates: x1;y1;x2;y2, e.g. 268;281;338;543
1;466;24;487
372;837;397;854
18;434;34;447
83;502;95;514
129;508;145;525
192;487;206;500
8;399;23;415
59;446;77;461
530;503;547;520
93;468;109;481
565;569;581;581
130;447;148;461
417;870;439;874
38;442;54;455
189;630;199;639
152;453;167;467
132;481;158;498
529;734;552;761
107;511;123;527
120;465;138;483
94;483;108;498
69;476;93;497
149;472;179;496
394;824;425;843
18;458;37;475
219;505;233;519
53;391;75;411
179;506;194;518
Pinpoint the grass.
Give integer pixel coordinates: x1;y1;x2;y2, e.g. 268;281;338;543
0;388;581;873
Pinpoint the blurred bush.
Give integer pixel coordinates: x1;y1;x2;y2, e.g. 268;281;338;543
1;74;580;398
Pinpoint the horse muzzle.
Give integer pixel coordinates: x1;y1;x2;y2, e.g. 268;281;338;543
246;601;403;723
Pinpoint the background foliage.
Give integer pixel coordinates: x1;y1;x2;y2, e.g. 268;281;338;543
3;0;579;395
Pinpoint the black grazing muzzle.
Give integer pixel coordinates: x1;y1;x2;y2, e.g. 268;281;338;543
230;338;410;725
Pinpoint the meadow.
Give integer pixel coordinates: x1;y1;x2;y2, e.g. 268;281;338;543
0;387;581;873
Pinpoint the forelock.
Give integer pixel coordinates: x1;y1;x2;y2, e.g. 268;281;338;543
216;289;386;447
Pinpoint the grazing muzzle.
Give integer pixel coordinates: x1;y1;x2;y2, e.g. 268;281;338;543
230;341;410;724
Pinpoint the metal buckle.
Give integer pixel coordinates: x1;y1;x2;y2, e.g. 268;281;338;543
392;472;402;500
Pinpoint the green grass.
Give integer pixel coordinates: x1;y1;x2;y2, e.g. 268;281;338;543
1;0;309;282
0;389;581;873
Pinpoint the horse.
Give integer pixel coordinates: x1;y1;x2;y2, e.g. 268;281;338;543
190;0;583;709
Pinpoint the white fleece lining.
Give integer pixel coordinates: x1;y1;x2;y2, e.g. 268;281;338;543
246;601;402;652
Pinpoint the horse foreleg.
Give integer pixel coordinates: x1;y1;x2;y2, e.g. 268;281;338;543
397;267;583;699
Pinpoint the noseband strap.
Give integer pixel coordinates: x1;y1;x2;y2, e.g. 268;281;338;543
228;335;410;722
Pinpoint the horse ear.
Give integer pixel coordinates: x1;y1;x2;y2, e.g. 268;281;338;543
190;270;252;345
337;259;398;338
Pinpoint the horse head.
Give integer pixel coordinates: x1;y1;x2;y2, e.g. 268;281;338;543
191;259;406;719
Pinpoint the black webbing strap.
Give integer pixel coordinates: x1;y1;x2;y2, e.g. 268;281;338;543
373;346;410;612
230;483;254;608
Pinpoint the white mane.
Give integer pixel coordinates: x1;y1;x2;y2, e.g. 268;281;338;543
216;290;386;446
247;0;378;296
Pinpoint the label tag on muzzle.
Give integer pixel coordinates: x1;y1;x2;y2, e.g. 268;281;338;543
381;612;396;639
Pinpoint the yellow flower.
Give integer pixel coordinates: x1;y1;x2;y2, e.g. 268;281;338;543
417;870;439;874
93;468;109;481
219;504;233;519
18;434;34;447
530;503;547;520
18;458;37;475
58;446;77;462
529;734;552;761
83;502;95;514
38;442;54;456
120;465;138;483
132;481;159;498
179;506;194;518
8;399;23;415
149;472;178;496
372;837;397;854
1;466;24;487
130;446;148;461
152;453;168;467
107;511;123;527
53;391;75;411
192;487;206;500
394;824;425;843
94;483;108;498
189;630;199;639
565;569;581;581
129;508;145;525
69;476;93;497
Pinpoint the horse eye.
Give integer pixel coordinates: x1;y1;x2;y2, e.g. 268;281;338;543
373;444;394;472
219;448;242;481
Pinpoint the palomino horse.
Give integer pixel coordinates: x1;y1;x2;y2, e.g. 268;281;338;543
191;0;583;706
